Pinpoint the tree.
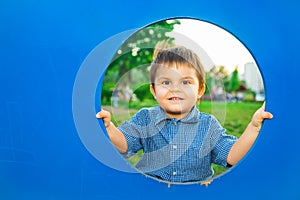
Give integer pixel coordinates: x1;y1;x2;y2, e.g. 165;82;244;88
102;19;180;102
205;65;229;94
228;66;240;92
108;20;180;82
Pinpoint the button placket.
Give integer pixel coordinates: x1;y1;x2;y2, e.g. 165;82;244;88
170;119;179;179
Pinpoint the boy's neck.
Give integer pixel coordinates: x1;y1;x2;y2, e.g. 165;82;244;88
163;106;195;120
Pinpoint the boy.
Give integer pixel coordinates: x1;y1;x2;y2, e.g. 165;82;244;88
96;46;273;183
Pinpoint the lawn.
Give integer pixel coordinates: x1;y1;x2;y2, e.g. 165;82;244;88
103;99;263;178
198;100;263;177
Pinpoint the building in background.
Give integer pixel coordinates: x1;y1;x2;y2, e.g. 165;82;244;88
244;62;265;101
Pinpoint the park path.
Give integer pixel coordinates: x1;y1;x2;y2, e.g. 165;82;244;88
102;105;137;115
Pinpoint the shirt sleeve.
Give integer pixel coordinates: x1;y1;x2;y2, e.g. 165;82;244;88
117;108;149;154
209;116;237;168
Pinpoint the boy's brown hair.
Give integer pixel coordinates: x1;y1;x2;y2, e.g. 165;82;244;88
150;46;206;89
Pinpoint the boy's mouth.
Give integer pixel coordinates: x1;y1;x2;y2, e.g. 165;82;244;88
168;97;183;101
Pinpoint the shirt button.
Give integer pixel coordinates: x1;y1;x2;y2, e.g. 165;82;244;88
173;172;177;176
173;122;177;125
173;145;177;149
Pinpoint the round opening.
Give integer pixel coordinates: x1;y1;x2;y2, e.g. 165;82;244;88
100;17;266;184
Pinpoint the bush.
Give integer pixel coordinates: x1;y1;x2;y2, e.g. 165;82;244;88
101;82;115;103
134;83;153;101
243;90;255;102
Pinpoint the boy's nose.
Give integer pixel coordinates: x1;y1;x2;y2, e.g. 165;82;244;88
169;83;181;91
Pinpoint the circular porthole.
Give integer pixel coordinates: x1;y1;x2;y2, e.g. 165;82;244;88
99;18;266;185
73;17;268;186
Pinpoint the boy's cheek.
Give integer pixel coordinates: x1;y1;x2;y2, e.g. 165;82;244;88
155;88;168;96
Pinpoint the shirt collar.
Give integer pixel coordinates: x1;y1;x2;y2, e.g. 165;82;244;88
152;106;200;126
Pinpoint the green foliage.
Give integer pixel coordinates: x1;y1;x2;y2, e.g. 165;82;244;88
101;19;180;106
228;67;240;92
243;90;256;102
134;83;153;101
101;82;115;103
108;19;180;80
207;66;229;83
128;98;158;110
205;66;230;94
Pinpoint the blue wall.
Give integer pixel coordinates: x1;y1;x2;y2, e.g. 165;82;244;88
0;1;299;199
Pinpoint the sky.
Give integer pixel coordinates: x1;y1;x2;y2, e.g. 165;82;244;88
167;19;256;74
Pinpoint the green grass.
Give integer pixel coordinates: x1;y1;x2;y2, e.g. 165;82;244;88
104;99;263;177
198;101;263;177
199;101;262;137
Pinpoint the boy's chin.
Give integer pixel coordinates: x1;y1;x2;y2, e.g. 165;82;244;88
165;110;183;115
164;109;188;118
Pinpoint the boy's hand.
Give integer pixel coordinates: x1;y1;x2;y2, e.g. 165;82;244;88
227;102;273;166
95;110;127;153
251;102;273;131
96;110;112;128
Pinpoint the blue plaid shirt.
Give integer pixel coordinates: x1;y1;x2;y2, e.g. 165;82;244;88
118;106;237;183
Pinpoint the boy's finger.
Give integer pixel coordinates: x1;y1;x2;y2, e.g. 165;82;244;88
96;112;103;118
263;111;273;119
96;110;110;119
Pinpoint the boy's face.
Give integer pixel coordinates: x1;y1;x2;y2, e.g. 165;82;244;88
150;63;205;119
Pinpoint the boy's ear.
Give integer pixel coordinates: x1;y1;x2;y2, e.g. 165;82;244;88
198;83;206;98
150;84;156;99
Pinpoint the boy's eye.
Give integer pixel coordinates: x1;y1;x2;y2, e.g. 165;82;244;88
182;80;190;85
162;81;170;85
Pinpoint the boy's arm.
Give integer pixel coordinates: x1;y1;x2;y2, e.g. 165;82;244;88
96;110;128;153
226;102;273;166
